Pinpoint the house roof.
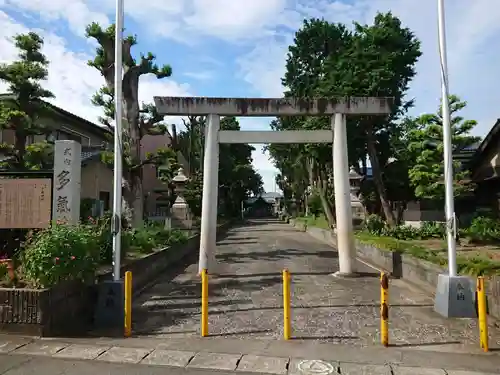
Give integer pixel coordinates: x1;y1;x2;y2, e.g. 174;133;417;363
0;145;104;167
468;119;500;171
0;93;111;139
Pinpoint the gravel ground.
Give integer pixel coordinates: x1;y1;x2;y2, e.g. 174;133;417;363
132;219;500;349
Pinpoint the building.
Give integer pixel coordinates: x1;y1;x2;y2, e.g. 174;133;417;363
469;119;500;215
0;94;188;218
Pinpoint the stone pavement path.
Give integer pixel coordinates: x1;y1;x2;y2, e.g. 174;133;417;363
132;219;500;353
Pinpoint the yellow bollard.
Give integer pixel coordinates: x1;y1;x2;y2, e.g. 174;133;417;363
201;269;209;337
380;272;389;347
282;269;291;340
477;276;489;352
124;271;132;337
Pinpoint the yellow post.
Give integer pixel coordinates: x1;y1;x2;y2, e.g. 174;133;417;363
283;269;291;340
477;276;488;352
380;272;389;347
201;269;209;337
124;271;132;337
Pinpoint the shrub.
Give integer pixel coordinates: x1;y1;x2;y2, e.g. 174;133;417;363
464;216;500;244
91;213;131;264
363;215;446;240
307;189;323;217
419;221;446;239
382;225;421;240
363;214;386;235
129;226;189;254
22;224;100;288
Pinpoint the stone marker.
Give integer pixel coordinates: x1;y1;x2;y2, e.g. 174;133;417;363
187;352;242;371
95;346;152;364
14;342;67;356
52;140;81;225
140;349;195;367
236;354;289;374
339;363;392;375
53;344;108;360
392;366;446;375
94;279;124;329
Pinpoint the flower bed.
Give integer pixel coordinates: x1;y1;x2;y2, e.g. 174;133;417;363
0;219;233;336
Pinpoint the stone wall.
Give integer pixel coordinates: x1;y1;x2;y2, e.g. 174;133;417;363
288;219;500;320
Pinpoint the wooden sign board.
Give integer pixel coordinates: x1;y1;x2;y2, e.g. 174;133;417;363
0;178;52;229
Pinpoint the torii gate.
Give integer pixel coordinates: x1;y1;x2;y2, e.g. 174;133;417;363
153;97;392;276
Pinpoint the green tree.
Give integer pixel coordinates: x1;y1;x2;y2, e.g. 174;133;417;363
321;12;422;226
175;116;263;217
407;95;480;200
86;23;177;226
0;32;55;169
269;19;353;226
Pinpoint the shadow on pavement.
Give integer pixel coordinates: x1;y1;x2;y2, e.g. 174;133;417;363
209;329;273;337
391;340;462;348
294;335;359;340
216;248;338;263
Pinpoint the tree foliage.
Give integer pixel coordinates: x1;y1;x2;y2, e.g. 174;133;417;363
86;22;178;226
269;13;422;226
176;116;263;217
407;95;480;200
0;32;55;170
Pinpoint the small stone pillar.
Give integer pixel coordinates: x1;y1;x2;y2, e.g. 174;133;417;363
52;140;81;224
348;167;364;226
171;168;192;230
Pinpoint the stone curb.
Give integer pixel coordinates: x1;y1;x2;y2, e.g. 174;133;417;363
0;335;499;374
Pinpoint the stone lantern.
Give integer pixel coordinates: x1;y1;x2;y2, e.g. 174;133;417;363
348;167;364;224
171;168;192;229
349;167;363;197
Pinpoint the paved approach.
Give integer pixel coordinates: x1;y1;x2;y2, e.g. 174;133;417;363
132;219;500;352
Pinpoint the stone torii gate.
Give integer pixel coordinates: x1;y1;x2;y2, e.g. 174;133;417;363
153;97;392;276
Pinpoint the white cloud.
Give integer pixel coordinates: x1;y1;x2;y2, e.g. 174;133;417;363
183;71;214;81
0;10;192;126
2;0;108;36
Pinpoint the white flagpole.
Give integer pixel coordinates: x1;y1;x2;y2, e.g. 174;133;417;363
437;0;457;276
112;0;124;281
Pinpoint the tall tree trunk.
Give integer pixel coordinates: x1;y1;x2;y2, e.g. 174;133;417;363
317;180;335;228
130;175;144;227
309;160;335;228
366;127;396;227
15;133;26;168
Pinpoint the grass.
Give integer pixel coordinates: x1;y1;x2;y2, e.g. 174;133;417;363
295;215;330;229
355;232;500;276
297;215;500;276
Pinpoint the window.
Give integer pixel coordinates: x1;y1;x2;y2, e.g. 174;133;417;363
99;191;110;212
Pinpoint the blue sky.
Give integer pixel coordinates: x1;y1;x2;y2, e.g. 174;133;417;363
0;0;500;193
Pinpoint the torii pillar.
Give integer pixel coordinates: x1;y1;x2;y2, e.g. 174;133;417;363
153;96;393;276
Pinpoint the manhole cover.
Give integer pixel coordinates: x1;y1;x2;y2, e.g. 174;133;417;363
297;359;335;375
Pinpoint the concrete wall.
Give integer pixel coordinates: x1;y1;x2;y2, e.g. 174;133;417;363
80;161;114;204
